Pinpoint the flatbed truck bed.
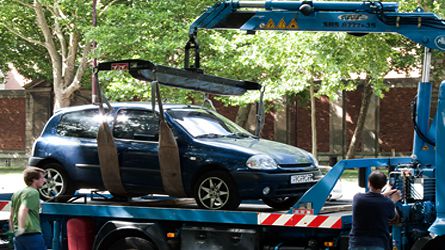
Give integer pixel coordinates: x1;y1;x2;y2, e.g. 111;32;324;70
0;193;352;249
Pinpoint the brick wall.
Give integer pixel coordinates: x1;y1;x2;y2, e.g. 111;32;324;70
0;92;26;150
295;96;330;152
294;83;418;157
379;88;417;153
344;88;365;150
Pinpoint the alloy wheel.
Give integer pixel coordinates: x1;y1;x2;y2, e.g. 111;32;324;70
40;168;65;199
197;176;230;209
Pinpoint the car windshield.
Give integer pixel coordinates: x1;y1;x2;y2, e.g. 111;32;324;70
167;108;254;138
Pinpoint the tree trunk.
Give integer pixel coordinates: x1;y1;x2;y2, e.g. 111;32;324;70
236;104;253;129
53;91;71;111
346;81;373;159
310;82;317;158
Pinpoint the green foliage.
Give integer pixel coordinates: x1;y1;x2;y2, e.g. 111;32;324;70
91;0;216;104
0;1;50;80
1;0;443;109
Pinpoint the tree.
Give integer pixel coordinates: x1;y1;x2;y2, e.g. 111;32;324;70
0;0;100;110
0;0;218;110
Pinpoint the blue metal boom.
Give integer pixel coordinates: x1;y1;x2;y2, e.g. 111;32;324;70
189;1;445;51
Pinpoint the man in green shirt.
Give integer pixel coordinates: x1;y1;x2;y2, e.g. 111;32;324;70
9;167;46;250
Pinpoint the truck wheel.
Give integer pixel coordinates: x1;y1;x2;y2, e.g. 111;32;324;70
109;237;156;250
262;196;299;210
39;163;75;201
194;170;240;210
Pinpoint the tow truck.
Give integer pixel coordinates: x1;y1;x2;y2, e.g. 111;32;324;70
2;1;445;249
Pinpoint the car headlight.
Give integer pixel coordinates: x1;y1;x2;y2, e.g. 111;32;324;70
246;155;278;170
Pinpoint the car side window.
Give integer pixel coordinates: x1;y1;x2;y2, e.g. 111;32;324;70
56;109;102;138
113;109;159;141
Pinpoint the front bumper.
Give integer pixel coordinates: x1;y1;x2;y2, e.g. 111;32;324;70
233;170;320;199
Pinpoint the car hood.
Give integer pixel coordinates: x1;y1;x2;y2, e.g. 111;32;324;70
196;138;313;165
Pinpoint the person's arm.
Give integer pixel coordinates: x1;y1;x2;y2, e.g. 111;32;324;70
16;204;29;236
383;189;401;224
8;205;13;232
389;208;400;224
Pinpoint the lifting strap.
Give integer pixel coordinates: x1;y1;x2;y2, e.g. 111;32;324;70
95;72;128;197
152;81;187;197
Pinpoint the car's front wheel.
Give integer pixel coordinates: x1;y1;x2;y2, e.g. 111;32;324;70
39;163;75;201
262;196;299;210
194;170;240;210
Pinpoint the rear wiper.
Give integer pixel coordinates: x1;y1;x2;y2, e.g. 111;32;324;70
195;133;225;138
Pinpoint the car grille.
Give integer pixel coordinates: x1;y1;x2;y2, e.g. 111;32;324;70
278;163;316;172
279;163;313;168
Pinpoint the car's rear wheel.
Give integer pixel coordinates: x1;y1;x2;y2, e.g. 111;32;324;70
194;170;240;210
262;196;299;210
39;163;75;201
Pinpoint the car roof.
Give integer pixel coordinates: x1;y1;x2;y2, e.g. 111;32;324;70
54;102;203;114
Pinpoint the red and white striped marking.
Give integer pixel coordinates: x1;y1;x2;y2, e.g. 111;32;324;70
0;201;11;211
258;212;342;229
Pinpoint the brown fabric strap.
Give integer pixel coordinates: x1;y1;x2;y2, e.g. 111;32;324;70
97;122;128;196
155;83;186;197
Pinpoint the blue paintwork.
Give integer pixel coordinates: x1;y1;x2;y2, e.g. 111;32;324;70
52;221;61;250
30;103;319;201
42;203;258;225
293;157;412;214
429;81;445;235
413;82;435;165
0;193;12;200
189;1;445;51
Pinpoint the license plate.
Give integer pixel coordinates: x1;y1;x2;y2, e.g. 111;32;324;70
290;174;314;184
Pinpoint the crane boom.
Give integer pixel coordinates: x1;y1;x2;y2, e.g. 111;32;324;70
189;1;445;51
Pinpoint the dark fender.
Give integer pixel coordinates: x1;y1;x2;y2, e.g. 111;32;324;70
93;221;170;250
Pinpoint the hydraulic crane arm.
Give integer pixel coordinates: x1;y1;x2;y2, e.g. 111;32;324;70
188;1;445;50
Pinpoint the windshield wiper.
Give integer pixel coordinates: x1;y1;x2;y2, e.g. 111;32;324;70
226;132;254;138
195;133;225;138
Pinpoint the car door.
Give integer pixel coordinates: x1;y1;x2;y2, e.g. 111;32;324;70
112;108;163;193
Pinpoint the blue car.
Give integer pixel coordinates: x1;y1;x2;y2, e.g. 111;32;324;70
29;103;321;210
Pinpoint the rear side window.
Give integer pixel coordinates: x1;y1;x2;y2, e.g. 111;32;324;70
56;109;102;138
113;109;159;141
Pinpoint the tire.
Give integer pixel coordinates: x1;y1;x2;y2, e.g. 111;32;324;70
39;163;75;201
194;170;240;210
108;237;156;250
262;196;299;210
